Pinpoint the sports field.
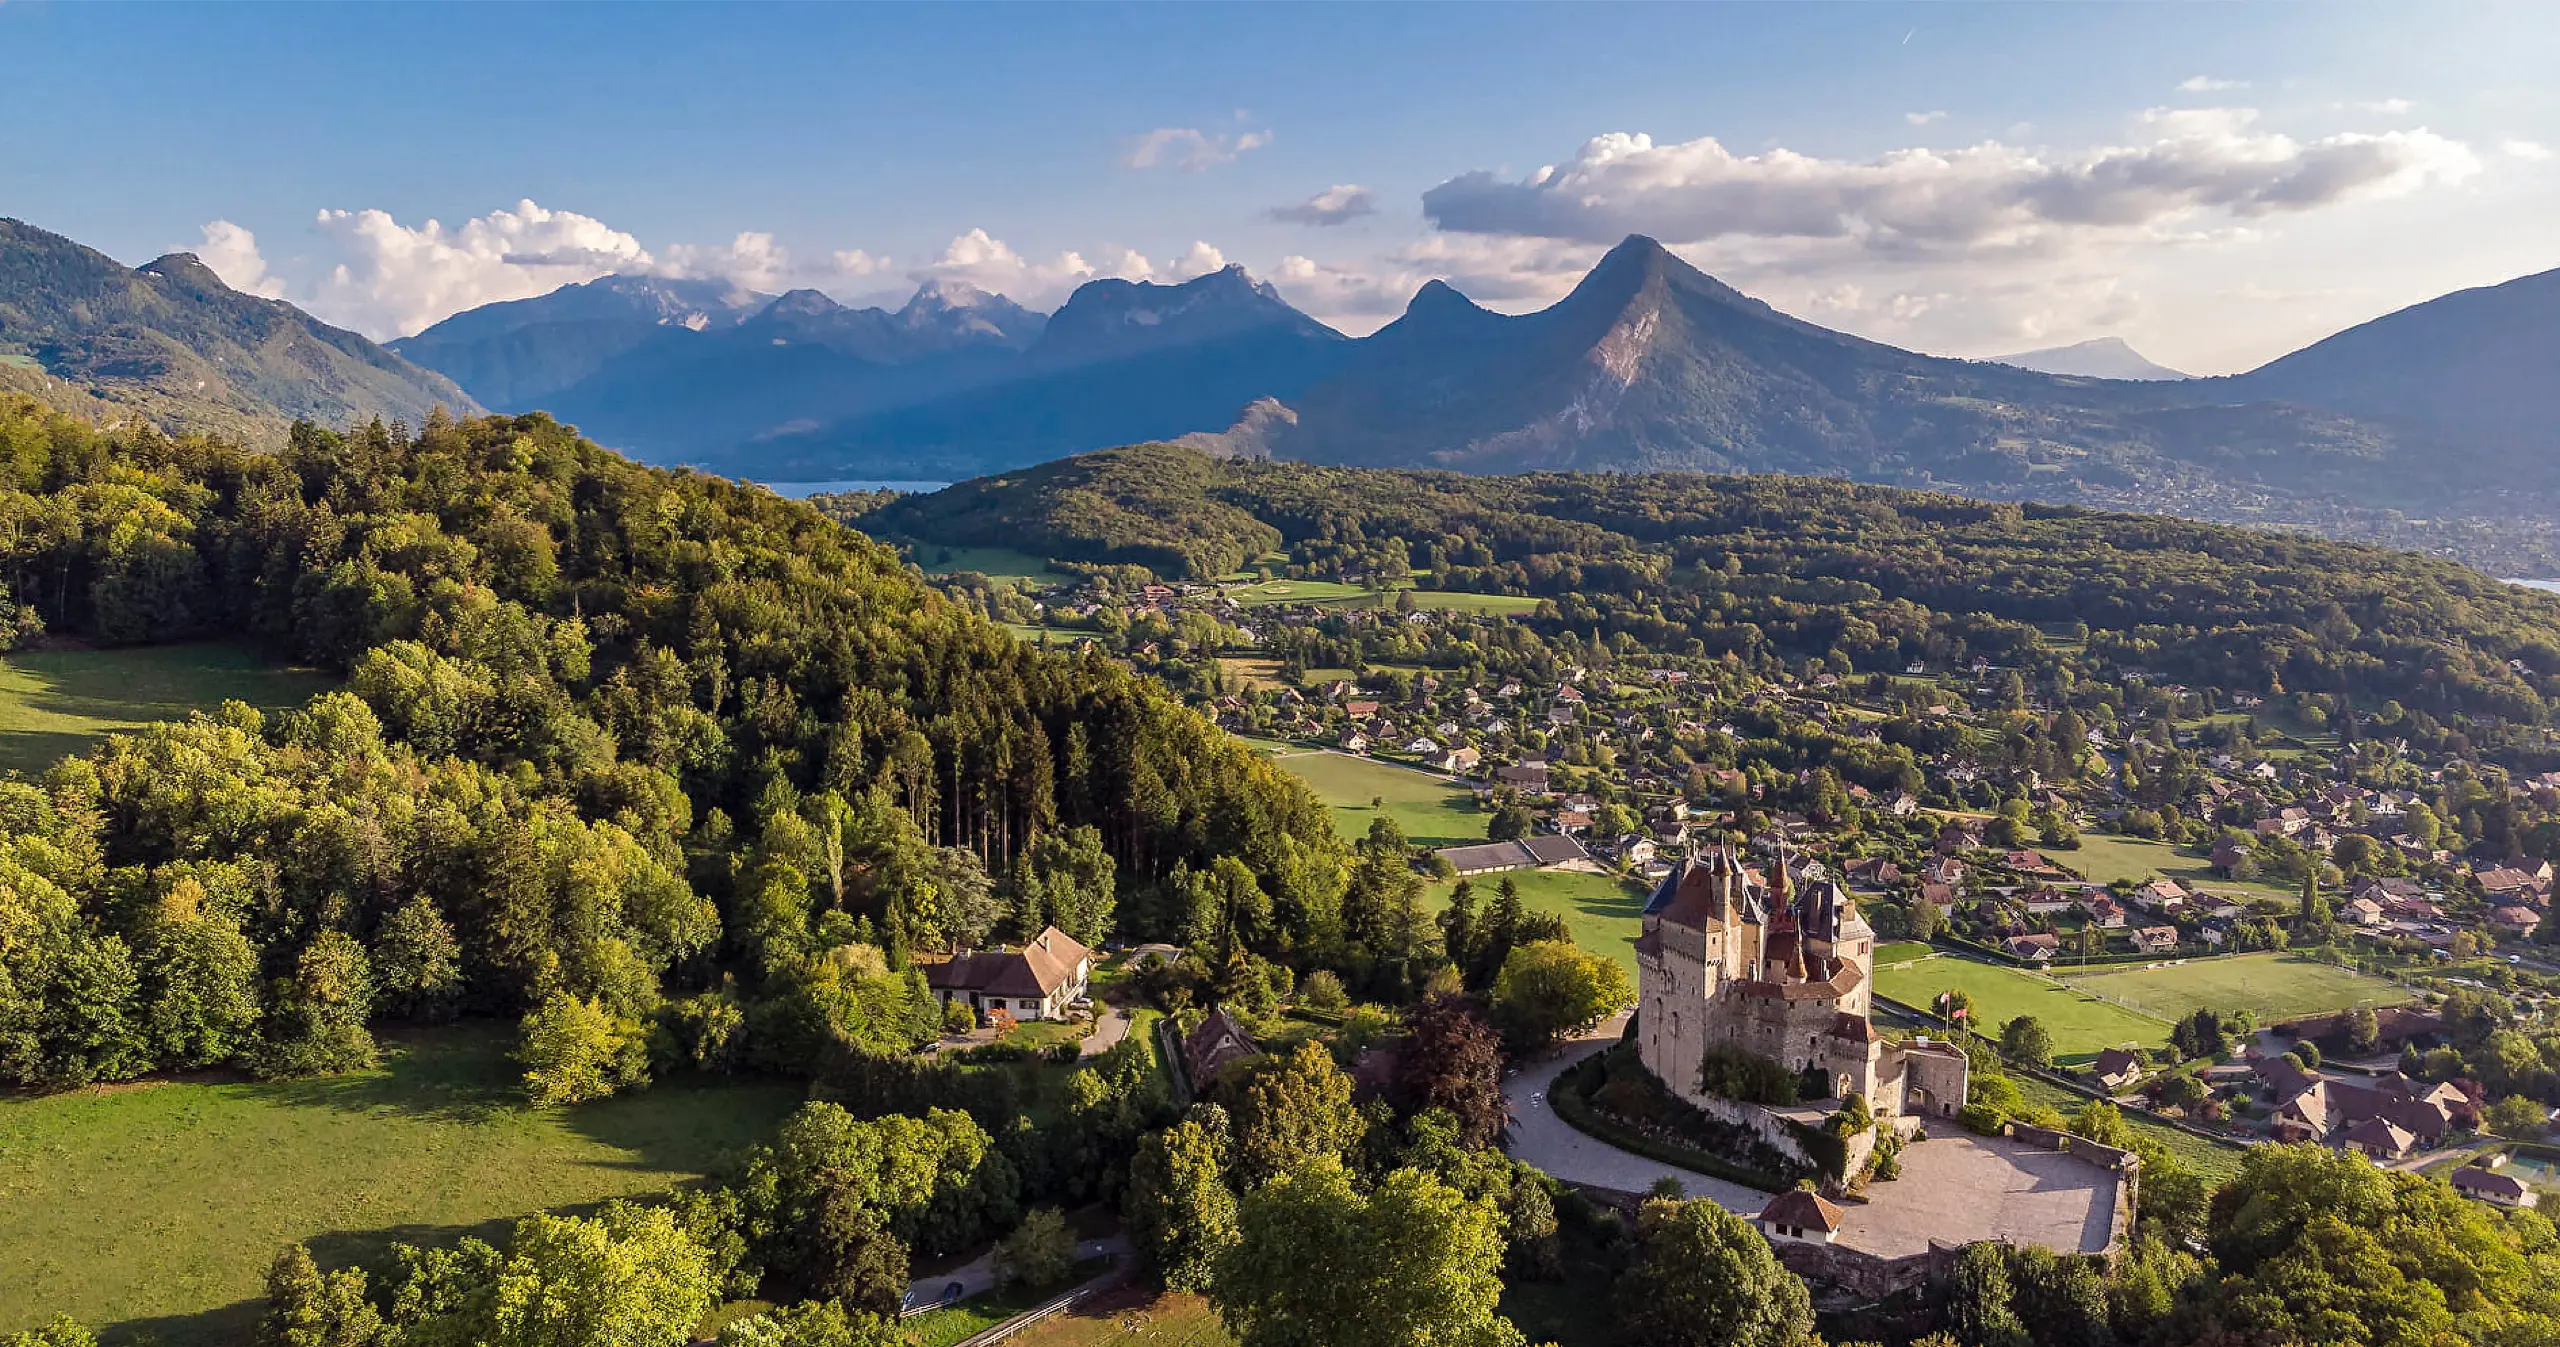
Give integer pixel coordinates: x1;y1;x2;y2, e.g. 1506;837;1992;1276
1430;868;1650;981
0;642;336;776
0;1024;802;1347
1268;749;1485;846
1228;579;1377;606
2057;952;2410;1023
1873;952;2170;1066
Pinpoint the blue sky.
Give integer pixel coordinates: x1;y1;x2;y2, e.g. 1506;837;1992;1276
5;1;2554;371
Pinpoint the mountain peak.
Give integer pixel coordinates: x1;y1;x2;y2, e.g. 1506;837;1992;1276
138;252;231;292
1992;336;2190;381
764;288;848;318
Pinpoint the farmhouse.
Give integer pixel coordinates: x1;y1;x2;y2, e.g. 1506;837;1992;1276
2452;1164;2538;1208
1435;833;1592;875
925;926;1093;1021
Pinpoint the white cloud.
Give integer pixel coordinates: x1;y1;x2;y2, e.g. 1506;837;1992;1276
2355;98;2415;115
911;228;1160;307
1270;234;1605;331
1268;184;1380;226
193;200;915;338
1905;110;1947;126
193;220;288;299
657;231;795;292
1122;126;1272;171
2505;139;2553;161
1420;111;2481;260
2179;76;2248;92
1165;241;1232;281
303;200;654;338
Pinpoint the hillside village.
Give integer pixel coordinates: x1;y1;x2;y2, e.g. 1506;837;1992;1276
920;548;2560;1187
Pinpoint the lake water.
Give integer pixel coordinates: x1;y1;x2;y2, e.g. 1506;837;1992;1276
755;480;951;498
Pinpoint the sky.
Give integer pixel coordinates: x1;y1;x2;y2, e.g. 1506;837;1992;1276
4;2;2556;374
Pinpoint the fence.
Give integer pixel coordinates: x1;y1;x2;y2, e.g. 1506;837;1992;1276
949;1262;1128;1347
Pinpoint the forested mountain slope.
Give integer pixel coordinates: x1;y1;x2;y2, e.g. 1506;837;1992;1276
0;218;479;442
0;395;1348;1096
870;442;2560;729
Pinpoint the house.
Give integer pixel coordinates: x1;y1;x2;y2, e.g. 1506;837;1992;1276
1842;857;1903;889
1436;746;1482;774
2091;1048;2146;1092
2084;897;2128;929
1337;729;1369;753
2134;879;2190;912
1183;1007;1263;1086
2492;906;2543;939
2210;837;2252;877
2339;1116;2417;1161
2345;897;2386;926
2132;926;2180;955
1620;837;1658;866
2006;933;2062;963
1493;761;1552;793
2452;1164;2539;1208
1756;1189;1845;1244
2019;889;2075;917
925;927;1094;1021
1344;700;1382;720
2477;866;2542;898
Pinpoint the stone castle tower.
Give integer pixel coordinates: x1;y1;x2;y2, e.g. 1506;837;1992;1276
1633;846;1965;1119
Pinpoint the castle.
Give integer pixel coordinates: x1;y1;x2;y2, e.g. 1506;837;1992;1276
1634;846;1966;1120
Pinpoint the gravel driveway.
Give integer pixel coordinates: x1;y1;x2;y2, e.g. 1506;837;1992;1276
1501;1026;1765;1216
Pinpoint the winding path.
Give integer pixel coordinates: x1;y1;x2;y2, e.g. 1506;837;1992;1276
1500;1024;1765;1216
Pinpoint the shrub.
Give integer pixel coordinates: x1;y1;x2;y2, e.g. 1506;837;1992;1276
1960;1102;2010;1136
1697;1045;1800;1105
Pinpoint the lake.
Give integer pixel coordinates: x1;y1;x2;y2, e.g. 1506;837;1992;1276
756;480;951;498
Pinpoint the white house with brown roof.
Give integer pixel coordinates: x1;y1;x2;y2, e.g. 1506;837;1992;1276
925;926;1093;1021
1757;1189;1845;1244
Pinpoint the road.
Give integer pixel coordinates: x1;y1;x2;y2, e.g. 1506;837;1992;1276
901;1233;1131;1316
1500;1024;1764;1217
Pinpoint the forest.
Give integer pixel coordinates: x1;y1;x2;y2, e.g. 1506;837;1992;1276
858;443;2560;734
0;394;1361;1096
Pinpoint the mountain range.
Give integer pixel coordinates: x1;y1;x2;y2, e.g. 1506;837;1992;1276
5;211;2558;532
386;235;2558;520
0;218;476;440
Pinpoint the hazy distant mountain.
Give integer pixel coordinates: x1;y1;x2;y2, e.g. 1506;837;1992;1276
1224;236;2397;491
384;231;2560;517
0;217;477;440
694;266;1353;478
1991;337;2189;381
2222;266;2560;442
392;274;770;408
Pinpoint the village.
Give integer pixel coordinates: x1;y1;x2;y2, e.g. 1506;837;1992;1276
932;552;2560;1211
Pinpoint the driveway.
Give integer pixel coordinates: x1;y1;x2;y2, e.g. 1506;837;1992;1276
901;1233;1131;1315
1081;1005;1134;1057
1501;1026;1764;1217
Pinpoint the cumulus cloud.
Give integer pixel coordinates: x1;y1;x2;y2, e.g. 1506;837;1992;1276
300;200;654;337
1267;184;1380;226
657;231;795;292
1270;234;1605;330
1122;126;1272;171
1165;241;1232;281
191;200;918;338
2505;139;2553;162
2354;98;2415;115
193;220;288;299
2179;76;2248;92
1905;110;1948;126
910;228;1161;307
1419;111;2480;260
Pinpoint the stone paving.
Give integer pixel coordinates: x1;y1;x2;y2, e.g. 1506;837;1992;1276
1831;1132;2118;1257
1504;1024;2121;1258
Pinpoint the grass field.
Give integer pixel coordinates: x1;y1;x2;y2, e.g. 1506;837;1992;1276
1430;869;1650;981
2067;831;2298;903
2057;953;2410;1023
999;1288;1232;1347
0;1024;803;1346
1873;953;2171;1066
0;642;337;777
917;546;1071;587
1267;749;1485;846
1875;941;1934;967
1227;579;1375;607
2006;1074;2245;1183
1283;590;1542;616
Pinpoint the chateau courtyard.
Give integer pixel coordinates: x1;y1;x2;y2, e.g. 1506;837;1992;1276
1505;1034;2122;1259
